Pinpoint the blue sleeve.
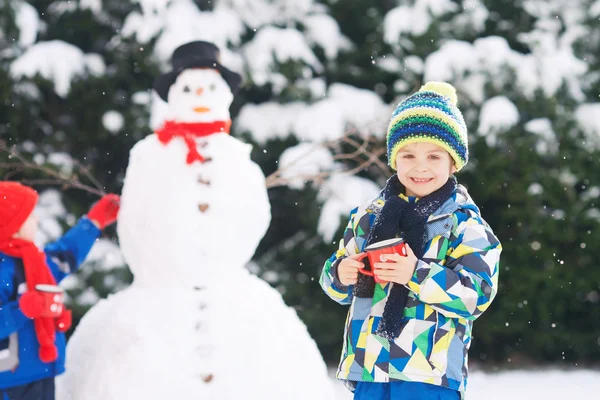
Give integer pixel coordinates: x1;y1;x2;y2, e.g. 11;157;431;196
44;217;101;283
0;302;28;339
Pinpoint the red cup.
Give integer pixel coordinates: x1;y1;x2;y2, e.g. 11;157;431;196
357;238;407;283
34;284;65;318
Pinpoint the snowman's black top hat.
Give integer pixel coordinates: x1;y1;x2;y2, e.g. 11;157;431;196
153;41;242;102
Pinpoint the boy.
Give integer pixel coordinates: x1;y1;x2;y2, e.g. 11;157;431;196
0;181;119;400
320;82;501;399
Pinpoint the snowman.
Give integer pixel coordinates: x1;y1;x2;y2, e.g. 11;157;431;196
56;41;334;399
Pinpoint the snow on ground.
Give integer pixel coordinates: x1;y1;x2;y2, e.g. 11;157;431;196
330;369;600;399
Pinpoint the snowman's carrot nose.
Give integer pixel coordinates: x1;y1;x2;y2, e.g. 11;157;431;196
196;87;204;96
193;107;211;113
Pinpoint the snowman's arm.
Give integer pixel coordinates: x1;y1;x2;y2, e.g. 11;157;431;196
319;207;359;305
43;217;101;283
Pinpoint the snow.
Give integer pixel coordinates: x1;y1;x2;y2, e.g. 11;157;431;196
278;142;335;190
75;288;100;306
317;175;381;241
236;102;306;143
15;0;39;48
237;83;389;145
524;118;557;155
134;0;171;14
574;103;600;149
80;0;102;14
132;91;152;105
403;55;424;74
154;5;244;68
424;32;587;105
581;186;600;202
102;111;125;134
47;152;74;176
591;0;600;17
376;56;403;73
424;40;476;83
331;369;600;400
451;0;489;33
218;0;315;28
297;77;327;98
383;0;458;41
303;14;353;59
528;183;544;196
9;41;106;97
121;11;164;44
478;96;520;147
35;190;67;245
243;26;323;87
84;239;125;271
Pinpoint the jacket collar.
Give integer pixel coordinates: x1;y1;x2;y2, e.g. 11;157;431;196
426;184;480;222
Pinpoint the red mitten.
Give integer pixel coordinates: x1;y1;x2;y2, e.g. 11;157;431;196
55;309;72;332
87;193;121;229
18;291;45;319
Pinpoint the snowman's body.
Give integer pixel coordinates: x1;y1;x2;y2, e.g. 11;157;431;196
57;68;334;399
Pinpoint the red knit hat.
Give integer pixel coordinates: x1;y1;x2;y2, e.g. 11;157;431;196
0;182;39;240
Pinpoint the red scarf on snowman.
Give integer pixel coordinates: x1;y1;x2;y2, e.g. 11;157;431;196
156;120;231;164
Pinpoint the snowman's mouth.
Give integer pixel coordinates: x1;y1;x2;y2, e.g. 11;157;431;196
193;107;211;113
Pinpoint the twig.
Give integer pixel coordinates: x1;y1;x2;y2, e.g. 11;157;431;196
0;142;106;196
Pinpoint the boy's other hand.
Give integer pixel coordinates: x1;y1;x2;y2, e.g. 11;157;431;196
88;194;121;229
373;244;418;285
337;254;365;286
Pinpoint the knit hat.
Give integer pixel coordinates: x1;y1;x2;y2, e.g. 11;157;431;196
0;182;39;240
386;81;468;171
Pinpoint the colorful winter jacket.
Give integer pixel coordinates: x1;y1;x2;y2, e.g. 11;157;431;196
0;217;100;389
320;184;501;397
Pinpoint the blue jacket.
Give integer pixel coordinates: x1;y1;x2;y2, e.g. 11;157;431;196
0;217;100;389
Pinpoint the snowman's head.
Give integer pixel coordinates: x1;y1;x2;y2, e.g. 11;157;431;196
166;68;234;123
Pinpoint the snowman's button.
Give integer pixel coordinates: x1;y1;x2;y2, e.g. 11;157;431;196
50;304;58;313
197;176;211;186
202;374;214;383
198;204;209;213
202;157;213;163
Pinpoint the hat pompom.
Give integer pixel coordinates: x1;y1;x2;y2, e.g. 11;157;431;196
419;81;458;106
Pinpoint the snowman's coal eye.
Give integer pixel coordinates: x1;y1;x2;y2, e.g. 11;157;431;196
209;84;216;91
183;85;191;93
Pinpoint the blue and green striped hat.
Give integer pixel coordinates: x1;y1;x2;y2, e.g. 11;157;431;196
387;81;468;171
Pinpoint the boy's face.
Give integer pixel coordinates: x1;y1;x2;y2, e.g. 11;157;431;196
14;212;38;241
395;142;457;198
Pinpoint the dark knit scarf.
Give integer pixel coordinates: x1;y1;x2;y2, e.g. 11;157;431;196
353;175;457;339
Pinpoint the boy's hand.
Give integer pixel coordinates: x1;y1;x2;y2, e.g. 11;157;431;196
87;194;121;229
337;254;365;286
373;244;418;285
